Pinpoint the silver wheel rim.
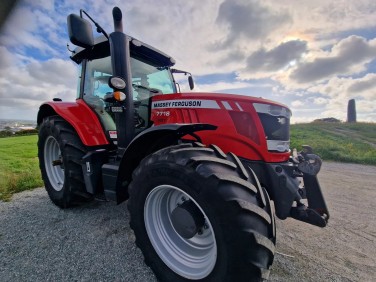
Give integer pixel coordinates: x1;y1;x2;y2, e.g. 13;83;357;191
144;185;217;280
44;136;64;191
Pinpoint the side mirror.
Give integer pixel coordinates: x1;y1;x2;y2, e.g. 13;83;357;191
188;75;194;90
67;14;94;48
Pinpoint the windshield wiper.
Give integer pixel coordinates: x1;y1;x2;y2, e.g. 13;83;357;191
132;84;160;93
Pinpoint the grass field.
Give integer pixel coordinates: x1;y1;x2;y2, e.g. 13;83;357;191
0;135;43;201
0;122;375;201
290;122;376;165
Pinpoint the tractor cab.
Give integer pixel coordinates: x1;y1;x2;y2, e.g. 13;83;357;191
70;34;179;139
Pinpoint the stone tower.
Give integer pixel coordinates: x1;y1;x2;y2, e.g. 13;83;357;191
347;99;356;123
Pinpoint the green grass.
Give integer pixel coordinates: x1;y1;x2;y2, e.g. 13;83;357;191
0;135;43;201
290;122;376;165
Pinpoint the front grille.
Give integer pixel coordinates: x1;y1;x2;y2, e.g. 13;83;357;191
253;103;291;152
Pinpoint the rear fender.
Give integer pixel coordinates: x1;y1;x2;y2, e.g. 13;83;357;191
37;100;109;146
115;123;217;203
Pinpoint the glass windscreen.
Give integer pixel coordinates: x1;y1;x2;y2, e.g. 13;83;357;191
83;55;176;101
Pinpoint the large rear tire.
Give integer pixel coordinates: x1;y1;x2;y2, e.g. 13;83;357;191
38;116;91;208
128;143;275;281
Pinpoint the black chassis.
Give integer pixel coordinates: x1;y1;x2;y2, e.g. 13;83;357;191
243;158;329;227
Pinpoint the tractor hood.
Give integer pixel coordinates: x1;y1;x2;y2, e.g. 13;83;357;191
153;92;291;120
151;92;292;162
177;92;290;110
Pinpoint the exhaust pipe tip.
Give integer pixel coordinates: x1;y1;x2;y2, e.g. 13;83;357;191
112;6;123;32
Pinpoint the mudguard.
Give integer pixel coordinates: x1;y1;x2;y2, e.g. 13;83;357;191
113;123;217;203
37;99;109;146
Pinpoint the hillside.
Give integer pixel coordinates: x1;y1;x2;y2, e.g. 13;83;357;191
290;122;376;165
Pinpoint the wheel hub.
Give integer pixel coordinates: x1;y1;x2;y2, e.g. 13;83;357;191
144;185;217;279
44;136;65;191
171;200;205;239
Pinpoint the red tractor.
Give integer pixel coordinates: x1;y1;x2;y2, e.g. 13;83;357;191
37;7;329;281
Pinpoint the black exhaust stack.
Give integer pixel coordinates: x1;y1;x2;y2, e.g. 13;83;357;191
109;7;134;149
113;7;123;32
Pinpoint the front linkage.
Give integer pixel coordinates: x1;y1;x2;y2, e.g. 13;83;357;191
290;146;329;227
244;145;329;228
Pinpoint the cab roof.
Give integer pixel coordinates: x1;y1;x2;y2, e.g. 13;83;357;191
70;35;176;67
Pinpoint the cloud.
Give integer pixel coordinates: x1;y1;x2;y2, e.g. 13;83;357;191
26;59;76;87
0;46;77;120
348;73;376;93
291;100;304;107
191;81;268;93
245;40;307;73
215;0;292;48
308;73;376;100
313;97;329;105
290;36;376;83
24;0;54;10
0;3;67;58
213;49;247;67
0;46;13;68
306;74;376;121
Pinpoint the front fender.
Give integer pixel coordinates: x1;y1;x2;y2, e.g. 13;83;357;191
37;99;109;146
116;123;217;203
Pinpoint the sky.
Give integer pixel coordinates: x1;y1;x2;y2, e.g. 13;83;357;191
0;0;376;123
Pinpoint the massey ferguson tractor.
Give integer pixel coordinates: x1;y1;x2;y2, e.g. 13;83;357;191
37;7;329;281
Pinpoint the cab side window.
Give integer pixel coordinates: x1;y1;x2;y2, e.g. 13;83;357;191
83;57;116;132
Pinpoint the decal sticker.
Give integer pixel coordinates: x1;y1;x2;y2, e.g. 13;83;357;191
111;106;123;113
155;111;171;117
221;101;232;110
109;130;117;139
235;102;244;111
152;99;220;109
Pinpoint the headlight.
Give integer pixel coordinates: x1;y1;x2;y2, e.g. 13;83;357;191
253;103;291;152
109;76;126;90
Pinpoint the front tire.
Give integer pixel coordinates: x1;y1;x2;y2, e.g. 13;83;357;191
128;143;276;281
38;116;90;208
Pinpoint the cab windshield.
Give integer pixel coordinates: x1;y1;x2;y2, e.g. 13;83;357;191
83;55;176;101
81;54;176;133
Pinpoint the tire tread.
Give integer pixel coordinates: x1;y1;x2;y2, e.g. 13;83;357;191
38;116;91;208
127;142;276;281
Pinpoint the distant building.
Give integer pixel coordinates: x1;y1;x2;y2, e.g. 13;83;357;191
313;117;341;123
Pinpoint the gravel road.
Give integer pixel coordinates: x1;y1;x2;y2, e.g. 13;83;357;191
1;162;375;281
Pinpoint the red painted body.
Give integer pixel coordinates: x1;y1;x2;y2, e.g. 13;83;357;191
151;92;291;163
38;99;109;146
40;92;290;162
